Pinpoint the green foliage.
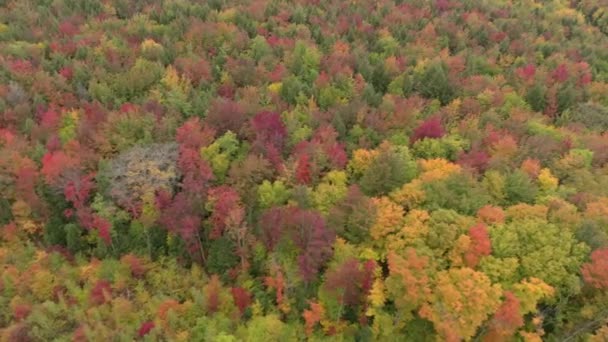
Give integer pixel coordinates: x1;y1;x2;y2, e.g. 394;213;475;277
504;170;538;205
423;172;492;216
207;237;239;275
412;135;469;161
201;131;242;182
258;180;291;209
490;218;589;293
359;144;417;196
413;62;456;105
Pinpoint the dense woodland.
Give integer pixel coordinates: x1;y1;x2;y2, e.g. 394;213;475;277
1;0;608;340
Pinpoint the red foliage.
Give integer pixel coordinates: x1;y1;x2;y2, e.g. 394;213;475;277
40;150;78;184
251;111;287;152
323;258;376;307
457;149;490;173
205;98;247;135
89;280;112;306
73;325;87;342
91;215;112;245
464;223;492;268
411;116;445;143
295;154;312;185
206;275;222;314
40;108;61;130
551;64;569;83
63;174;95;208
9;59;34;75
15;165;41;210
59;20;79;36
231;287;252;315
264;272;286;308
176;118;215;150
121;254;147;278
137;321;155;337
516;64;536;80
177;146;214;195
260;207;335;282
12;303;31;320
312;126;348;169
59;67;73;80
251;111;287;170
156;191;203;259
581;248;608;289
208;186;242;239
484;292;524;342
175;57;212;86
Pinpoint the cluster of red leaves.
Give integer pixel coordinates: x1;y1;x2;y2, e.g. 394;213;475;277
208;186;243;239
231;287;252;315
464;223;492;268
89;280;112;306
323;258;376;307
261;207;335;282
581;248;608;289
251;111;287;171
411;116;445;143
484;292;524;342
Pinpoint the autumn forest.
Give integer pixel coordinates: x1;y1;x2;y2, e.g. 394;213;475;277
1;0;608;340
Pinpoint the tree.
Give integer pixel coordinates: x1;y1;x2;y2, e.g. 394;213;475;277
581;248;608;289
251;111;288;171
411;116;445;144
419;268;502;342
311;171;348;215
359;143;417;196
423;172;491;216
490;218;589;293
483;292;524;342
327;185;375;243
259;207;335;282
385;249;432;324
414;62;456;105
257;180;291;209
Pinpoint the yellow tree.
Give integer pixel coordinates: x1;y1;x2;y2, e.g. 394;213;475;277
419;267;502;341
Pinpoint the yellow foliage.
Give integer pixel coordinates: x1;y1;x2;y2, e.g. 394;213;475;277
419;268;502;341
267;82;282;94
140;39;163;51
396;209;430;247
370;197;404;241
520;331;544;342
367;279;386;315
30;269;56;301
348;149;379;178
12;200;41;235
418;158;462;183
537;168;558;192
512;278;555;315
140;191;159;228
218;8;237;22
505;204;548;221
585;198;608;220
448;234;471;267
162;65;190;92
389;180;425;210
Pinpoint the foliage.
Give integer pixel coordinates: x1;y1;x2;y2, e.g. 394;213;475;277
1;0;608;339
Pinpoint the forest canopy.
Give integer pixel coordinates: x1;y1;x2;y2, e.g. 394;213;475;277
1;0;608;341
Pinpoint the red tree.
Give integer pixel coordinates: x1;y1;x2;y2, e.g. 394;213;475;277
411;116;445;143
581;248;608;289
464;223;492;268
